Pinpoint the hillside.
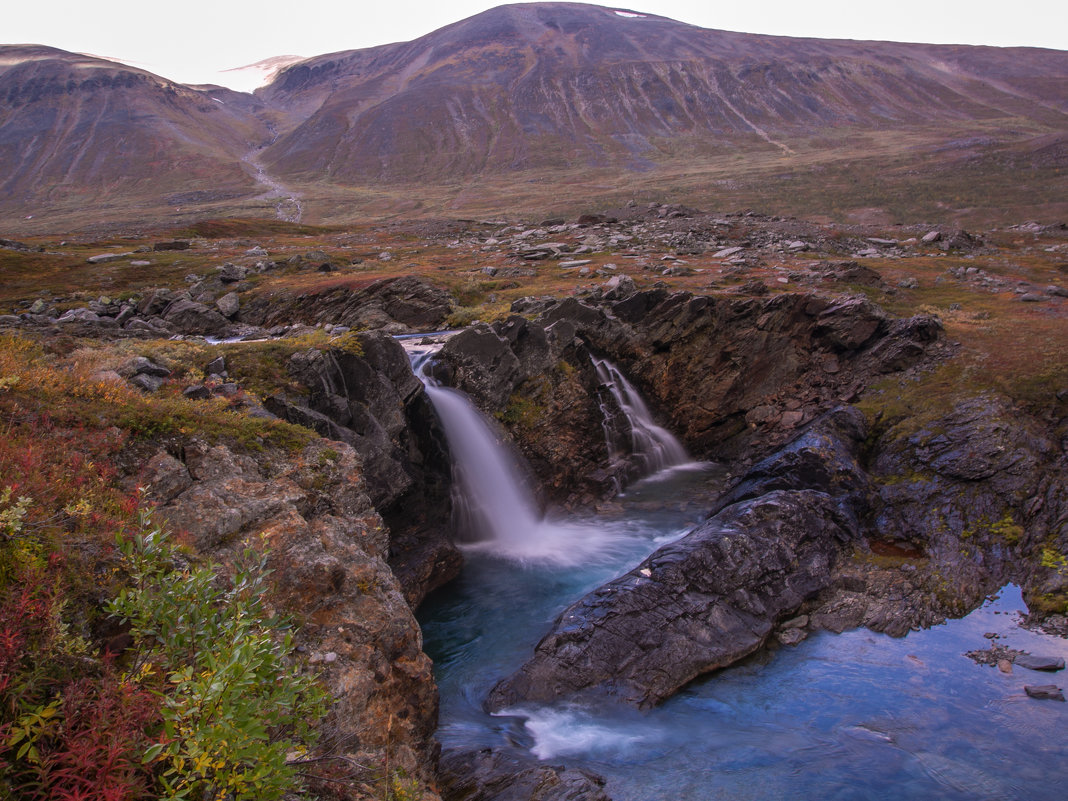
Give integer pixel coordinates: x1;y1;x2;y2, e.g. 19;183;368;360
1;3;1066;232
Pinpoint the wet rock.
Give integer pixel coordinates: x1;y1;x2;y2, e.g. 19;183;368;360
488;490;856;710
1015;654;1066;672
776;628;807;646
439;748;611;801
1024;684;1065;701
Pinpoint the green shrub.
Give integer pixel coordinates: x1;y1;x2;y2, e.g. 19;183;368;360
107;514;327;800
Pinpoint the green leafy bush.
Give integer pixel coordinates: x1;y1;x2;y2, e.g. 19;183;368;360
107;514;327;800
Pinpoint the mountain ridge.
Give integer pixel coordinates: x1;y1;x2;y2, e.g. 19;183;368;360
1;2;1066;232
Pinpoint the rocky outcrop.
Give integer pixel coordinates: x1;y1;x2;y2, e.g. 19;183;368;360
867;393;1068;619
139;438;440;797
488;488;858;711
261;331;460;606
434;289;943;505
241;275;454;333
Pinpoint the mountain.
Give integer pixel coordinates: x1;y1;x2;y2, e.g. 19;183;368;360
1;3;1066;232
258;2;1068;184
0;45;270;226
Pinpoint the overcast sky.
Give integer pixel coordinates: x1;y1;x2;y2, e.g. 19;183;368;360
6;1;1065;91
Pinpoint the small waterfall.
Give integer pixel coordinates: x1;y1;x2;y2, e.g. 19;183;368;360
421;382;544;549
403;339;692;563
593;357;689;477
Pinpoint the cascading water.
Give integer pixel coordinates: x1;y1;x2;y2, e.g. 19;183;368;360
421;381;544;549
408;341;1068;801
405;341;695;563
593;356;691;478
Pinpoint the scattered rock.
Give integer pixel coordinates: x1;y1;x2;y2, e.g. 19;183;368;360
1024;684;1065;701
1015;654;1066;672
216;291;240;318
153;240;190;251
87;252;134;264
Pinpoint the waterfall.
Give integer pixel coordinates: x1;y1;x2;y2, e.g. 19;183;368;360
421;382;544;549
404;339;692;563
593;357;689;477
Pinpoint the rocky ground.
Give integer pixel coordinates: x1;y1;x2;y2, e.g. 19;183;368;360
1;208;1066;800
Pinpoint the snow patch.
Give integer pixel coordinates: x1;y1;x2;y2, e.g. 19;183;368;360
614;10;646;18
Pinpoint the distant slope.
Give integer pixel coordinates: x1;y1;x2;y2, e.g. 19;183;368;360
258;3;1068;183
0;45;270;222
1;3;1067;232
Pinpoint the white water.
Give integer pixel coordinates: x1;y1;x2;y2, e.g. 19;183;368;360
409;343;695;564
593;357;690;475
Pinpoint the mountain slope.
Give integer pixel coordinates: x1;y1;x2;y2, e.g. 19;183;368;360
0;45;270;221
258;3;1068;183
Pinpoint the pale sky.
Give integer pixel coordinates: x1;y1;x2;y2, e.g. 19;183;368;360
5;1;1065;91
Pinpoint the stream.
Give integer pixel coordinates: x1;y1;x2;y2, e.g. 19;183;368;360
410;343;1068;800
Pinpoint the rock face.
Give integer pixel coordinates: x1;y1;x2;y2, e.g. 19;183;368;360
261;331;460;606
869;393;1068;618
434;289;943;505
142;438;439;794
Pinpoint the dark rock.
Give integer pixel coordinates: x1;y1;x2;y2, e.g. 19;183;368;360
814;297;887;351
129;373;165;393
240;275;453;333
709;406;873;530
1024;684;1065;701
205;356;226;376
262;332;457;605
216;291;240;318
153;240;190;251
488;489;856;710
1015;654;1065;672
183;385;211;401
439;748;610;801
161;299;231;336
216;262;249;283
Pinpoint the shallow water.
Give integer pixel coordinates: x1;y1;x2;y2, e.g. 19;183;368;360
418;465;1068;800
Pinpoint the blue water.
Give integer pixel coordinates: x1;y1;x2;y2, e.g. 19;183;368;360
418;466;1068;800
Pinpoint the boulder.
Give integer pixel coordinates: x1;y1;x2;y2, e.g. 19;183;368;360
216;291;240;319
161;299;231;336
488;489;856;711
